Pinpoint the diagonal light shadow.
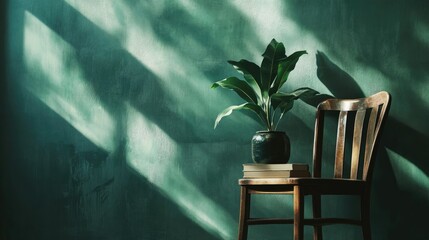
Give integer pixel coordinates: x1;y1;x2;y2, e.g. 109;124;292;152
23;11;117;152
22;10;236;240
125;103;235;239
387;148;429;201
64;0;261;142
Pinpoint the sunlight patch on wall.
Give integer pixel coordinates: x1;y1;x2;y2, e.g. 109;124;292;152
410;17;429;120
65;0;123;37
230;0;328;73
413;19;429;50
416;75;429;116
64;0;254;136
23;11;116;152
387;148;429;201
125;103;235;240
115;3;242;131
232;0;301;47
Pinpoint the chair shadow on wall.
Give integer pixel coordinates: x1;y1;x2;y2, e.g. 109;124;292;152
315;51;429;239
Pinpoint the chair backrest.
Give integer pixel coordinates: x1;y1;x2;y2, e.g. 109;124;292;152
312;91;391;181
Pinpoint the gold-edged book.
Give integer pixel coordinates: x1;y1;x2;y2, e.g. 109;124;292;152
242;163;309;172
243;170;311;178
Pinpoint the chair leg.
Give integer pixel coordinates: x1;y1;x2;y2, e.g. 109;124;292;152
294;186;304;240
361;193;371;240
238;186;250;240
312;194;322;240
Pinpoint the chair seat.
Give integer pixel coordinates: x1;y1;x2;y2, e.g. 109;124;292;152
239;177;366;195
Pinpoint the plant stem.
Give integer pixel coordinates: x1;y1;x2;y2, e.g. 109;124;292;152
265;97;272;131
274;112;284;130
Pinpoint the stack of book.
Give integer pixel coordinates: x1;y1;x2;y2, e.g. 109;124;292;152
242;163;310;178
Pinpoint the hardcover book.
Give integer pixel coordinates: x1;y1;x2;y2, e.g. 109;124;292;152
242;163;309;172
243;170;311;178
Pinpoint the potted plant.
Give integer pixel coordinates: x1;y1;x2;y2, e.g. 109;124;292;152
212;39;319;164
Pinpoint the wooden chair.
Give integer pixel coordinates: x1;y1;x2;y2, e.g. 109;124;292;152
238;91;391;240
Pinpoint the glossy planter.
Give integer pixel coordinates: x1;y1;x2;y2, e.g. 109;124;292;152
251;131;290;164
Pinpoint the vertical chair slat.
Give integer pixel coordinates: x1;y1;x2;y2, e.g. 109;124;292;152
312;111;325;178
350;109;366;179
334;111;348;178
363;106;379;180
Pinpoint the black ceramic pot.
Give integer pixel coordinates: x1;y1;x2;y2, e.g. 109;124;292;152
251;131;290;164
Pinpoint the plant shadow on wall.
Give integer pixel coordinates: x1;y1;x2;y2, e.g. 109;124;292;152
316;51;429;239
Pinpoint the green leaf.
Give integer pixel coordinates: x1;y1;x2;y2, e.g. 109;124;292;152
271;93;295;111
301;94;334;107
214;103;267;129
211;77;258;103
271;87;319;111
260;39;286;96
270;50;307;94
274;101;294;130
262;39;286;60
271;93;296;130
227;60;262;101
290;87;319;100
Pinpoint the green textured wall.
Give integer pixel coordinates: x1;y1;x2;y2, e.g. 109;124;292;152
2;0;429;239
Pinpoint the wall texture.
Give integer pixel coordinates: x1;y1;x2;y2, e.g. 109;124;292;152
3;0;429;239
